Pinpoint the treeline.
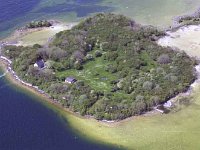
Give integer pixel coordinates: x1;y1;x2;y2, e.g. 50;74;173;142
3;13;196;120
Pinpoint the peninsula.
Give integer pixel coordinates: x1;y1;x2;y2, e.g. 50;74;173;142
0;13;196;120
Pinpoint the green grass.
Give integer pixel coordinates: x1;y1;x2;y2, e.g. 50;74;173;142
56;55;132;101
140;51;157;70
56;56;117;91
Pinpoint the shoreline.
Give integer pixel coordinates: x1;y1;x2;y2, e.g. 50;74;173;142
0;14;200;125
1;52;198;125
0;55;164;126
157;24;200;59
0;58;87;119
0;20;77;47
0;57;122;126
169;6;200;31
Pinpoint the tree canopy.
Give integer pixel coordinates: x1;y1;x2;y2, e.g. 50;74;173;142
3;13;196;120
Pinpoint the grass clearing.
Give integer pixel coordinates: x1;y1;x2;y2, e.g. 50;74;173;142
19;24;76;46
56;57;117;91
20;29;55;46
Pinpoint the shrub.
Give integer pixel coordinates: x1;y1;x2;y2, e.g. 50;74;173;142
157;54;171;64
95;50;102;57
85;54;94;61
74;61;83;70
143;81;154;90
136;95;144;102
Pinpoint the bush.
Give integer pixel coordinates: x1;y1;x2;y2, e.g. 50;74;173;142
157;54;171;64
85;54;94;61
143;81;154;90
95;50;102;57
74;61;83;70
136;95;144;102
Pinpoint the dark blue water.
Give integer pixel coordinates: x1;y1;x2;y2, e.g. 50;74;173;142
0;75;119;150
0;0;41;36
0;1;118;149
0;0;113;38
0;0;40;22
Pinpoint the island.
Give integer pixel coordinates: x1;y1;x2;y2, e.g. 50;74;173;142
1;13;196;120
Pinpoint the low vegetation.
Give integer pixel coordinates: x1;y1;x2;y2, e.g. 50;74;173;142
26;20;52;28
176;10;200;26
3;13;196;120
178;17;200;26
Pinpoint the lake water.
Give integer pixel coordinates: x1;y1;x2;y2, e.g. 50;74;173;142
0;74;119;150
1;0;200;38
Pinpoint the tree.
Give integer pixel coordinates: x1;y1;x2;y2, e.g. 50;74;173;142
53;62;65;71
132;98;146;115
73;50;85;63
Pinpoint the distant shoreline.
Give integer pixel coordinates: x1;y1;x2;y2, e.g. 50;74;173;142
1;20;77;47
169;6;200;31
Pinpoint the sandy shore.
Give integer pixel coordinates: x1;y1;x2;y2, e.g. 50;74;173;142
1;21;77;46
158;24;200;58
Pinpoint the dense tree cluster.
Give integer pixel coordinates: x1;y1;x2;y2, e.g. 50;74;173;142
3;13;196;120
26;20;52;28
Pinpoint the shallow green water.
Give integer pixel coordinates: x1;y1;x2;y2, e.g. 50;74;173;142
104;0;200;27
35;0;200;27
1;0;200;38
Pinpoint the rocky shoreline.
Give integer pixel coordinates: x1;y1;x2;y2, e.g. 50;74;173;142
0;55;62;104
172;7;200;29
1;50;198;123
0;15;200;123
